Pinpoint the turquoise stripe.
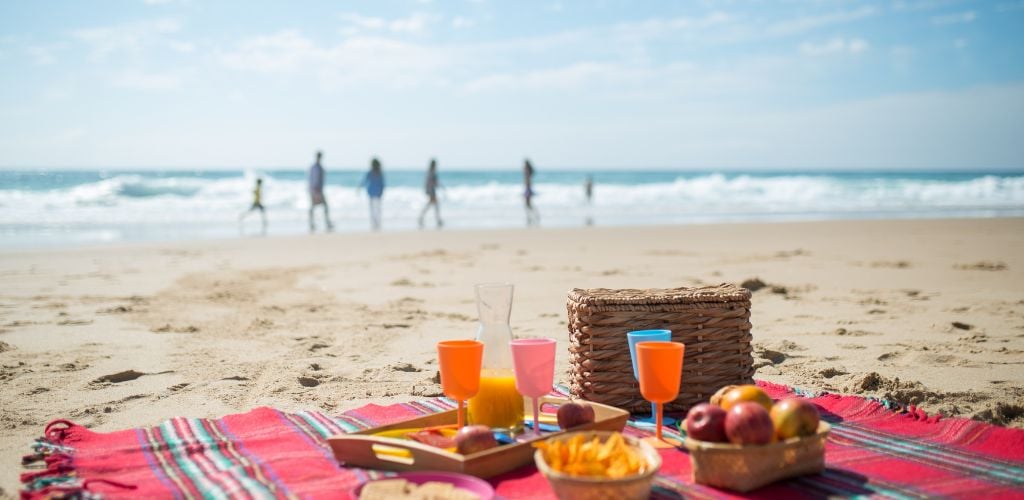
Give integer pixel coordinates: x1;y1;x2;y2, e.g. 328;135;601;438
832;423;1024;485
186;418;275;499
326;414;361;433
294;412;333;439
159;420;230;500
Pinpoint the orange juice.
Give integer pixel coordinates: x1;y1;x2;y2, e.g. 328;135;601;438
468;369;523;431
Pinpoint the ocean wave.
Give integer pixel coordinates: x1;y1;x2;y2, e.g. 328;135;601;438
1;172;1022;245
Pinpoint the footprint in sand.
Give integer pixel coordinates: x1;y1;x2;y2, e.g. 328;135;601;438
390;362;422;373
298;376;322;388
90;369;173;386
92;370;146;384
820;367;848;378
832;328;881;337
870;260;911;269
954;261;1008;271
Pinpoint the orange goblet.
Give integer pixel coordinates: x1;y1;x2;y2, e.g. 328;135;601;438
436;340;484;428
637;341;685;445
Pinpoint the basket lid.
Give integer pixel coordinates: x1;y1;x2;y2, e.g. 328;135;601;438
568;284;751;306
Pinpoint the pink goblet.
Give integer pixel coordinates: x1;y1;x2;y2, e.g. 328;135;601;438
510;337;556;439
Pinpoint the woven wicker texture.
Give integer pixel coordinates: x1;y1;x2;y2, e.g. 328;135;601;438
567;285;754;413
683;423;829;492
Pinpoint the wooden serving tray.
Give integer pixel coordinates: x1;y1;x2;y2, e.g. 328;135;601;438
328;396;629;479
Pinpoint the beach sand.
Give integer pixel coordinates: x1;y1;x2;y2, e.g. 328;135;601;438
2;218;1023;495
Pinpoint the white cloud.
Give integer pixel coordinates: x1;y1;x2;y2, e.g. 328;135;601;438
219;30;453;88
72;18;185;61
112;69;183;90
339;12;439;36
953;38;968;49
27;45;58;65
452;16;476;29
389;13;437;34
168;41;195;53
931;11;976;25
219;30;315;73
339;13;387;32
799;37;869;56
768;6;877;37
465;62;620;92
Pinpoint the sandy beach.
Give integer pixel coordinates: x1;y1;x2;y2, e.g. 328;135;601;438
1;218;1023;495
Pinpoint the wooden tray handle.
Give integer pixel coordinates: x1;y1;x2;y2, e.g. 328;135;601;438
330;434;464;471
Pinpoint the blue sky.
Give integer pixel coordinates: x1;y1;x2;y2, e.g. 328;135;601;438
1;0;1022;170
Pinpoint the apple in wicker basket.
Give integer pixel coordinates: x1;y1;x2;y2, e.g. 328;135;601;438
770;397;821;440
724;402;775;445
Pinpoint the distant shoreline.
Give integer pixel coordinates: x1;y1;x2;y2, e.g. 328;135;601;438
3;216;1024;254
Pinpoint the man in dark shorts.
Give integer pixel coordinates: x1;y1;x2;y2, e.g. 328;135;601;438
308;151;334;232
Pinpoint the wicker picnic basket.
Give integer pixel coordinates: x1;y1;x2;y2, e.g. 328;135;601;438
567;285;754;414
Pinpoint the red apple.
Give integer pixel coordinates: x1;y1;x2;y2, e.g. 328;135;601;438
770;397;821;440
685;403;728;443
454;425;498;454
556;401;596;430
724;402;774;445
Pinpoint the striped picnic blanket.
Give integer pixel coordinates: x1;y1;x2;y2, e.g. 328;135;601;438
20;381;1024;498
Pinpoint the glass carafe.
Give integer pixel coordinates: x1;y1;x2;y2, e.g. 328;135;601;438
467;283;523;433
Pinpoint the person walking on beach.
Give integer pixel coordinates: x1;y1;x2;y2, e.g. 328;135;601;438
360;157;385;231
239;177;267;235
523;159;540;226
583;174;594;226
417;158;443;229
308;151;334;233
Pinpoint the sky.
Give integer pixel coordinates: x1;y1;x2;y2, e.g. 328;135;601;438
1;0;1022;171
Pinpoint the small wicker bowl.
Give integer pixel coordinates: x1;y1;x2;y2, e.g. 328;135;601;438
683;421;831;493
534;431;662;500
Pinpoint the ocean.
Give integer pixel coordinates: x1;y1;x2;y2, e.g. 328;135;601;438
2;169;1023;249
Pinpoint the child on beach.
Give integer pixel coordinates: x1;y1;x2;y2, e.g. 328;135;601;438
360;158;385;231
418;158;443;229
238;177;267;235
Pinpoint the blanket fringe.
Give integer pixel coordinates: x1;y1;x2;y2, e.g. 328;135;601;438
20;419;137;499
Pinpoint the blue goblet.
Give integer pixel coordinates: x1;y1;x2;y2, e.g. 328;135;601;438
627;329;677;427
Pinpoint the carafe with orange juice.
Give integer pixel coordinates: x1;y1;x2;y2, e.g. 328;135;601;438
467;283;524;433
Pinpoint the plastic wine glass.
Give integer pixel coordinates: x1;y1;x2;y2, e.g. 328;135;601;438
436;340;484;429
636;341;685;447
627;329;677;428
510;337;557;440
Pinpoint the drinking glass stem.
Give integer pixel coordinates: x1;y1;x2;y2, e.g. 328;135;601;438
458;400;465;428
532;397;540;435
656;403;663;441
